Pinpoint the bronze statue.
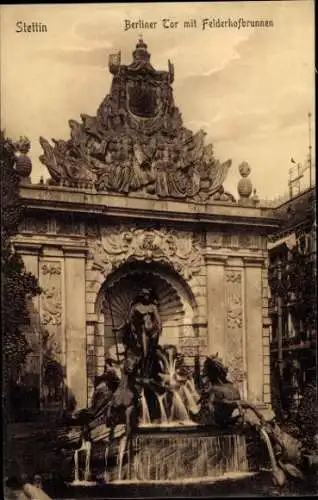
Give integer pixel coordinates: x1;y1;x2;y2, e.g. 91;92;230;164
126;288;162;379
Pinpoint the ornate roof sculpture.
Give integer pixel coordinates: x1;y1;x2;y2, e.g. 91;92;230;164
39;38;234;202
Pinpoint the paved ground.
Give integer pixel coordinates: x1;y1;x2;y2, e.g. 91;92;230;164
5;471;318;499
43;471;317;499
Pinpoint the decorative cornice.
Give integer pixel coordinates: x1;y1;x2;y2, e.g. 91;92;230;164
86;313;98;324
204;253;228;265
12;242;42;255
62;245;88;258
41;246;64;258
19;186;280;232
192;320;208;328
225;257;244;267
243;255;266;267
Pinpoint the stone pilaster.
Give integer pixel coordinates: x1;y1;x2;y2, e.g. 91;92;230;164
86;321;96;406
205;254;227;356
17;244;42;397
261;262;271;405
224;258;247;398
244;256;265;404
18;245;41;325
64;247;87;409
39;246;65;410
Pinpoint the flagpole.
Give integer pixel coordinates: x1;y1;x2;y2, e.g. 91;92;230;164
308;112;312;188
288;167;293;199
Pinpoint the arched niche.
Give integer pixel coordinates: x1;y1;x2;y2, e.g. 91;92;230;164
94;260;198;369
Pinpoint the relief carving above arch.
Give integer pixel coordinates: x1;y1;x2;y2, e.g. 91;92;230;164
88;224;204;281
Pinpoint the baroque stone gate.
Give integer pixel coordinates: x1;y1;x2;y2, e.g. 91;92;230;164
13;39;279;412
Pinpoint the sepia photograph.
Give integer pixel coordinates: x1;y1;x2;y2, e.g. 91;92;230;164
1;1;316;498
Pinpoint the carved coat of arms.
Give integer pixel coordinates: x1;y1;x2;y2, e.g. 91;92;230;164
127;80;159;118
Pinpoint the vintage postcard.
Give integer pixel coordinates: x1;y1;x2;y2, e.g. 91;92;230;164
1;1;316;499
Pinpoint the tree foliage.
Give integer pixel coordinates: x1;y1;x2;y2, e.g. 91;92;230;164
295;384;318;451
1;131;41;385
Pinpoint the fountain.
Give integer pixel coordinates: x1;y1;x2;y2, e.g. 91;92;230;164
63;287;304;489
73;429;92;485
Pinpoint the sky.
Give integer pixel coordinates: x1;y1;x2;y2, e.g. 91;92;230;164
1;1;315;200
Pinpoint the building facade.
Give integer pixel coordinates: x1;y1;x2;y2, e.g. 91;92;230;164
268;187;316;417
12;39;279;417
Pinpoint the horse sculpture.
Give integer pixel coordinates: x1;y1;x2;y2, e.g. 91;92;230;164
103;349;142;480
195;354;304;487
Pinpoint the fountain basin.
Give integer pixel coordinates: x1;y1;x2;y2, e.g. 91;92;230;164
70;422;265;483
55;470;274;499
126;425;254;482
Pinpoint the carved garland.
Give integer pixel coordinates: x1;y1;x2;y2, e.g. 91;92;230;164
88;224;204;281
40;261;64;409
41;263;62;326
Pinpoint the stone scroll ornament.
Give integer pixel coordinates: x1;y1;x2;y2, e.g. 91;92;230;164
89;225;204;280
39;39;235;202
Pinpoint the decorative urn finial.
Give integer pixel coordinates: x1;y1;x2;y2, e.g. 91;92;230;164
15;136;32;183
237;161;252;199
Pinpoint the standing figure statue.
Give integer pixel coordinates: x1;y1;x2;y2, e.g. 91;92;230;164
127;288;162;379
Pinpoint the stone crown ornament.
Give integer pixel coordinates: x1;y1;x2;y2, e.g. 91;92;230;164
39;39;234;202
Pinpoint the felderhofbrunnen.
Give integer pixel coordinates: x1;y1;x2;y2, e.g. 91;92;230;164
8;39;313;494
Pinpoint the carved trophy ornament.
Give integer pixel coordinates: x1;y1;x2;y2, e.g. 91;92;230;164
39;39;234;202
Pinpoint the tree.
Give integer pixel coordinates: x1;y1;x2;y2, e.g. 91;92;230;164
1;131;41;410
